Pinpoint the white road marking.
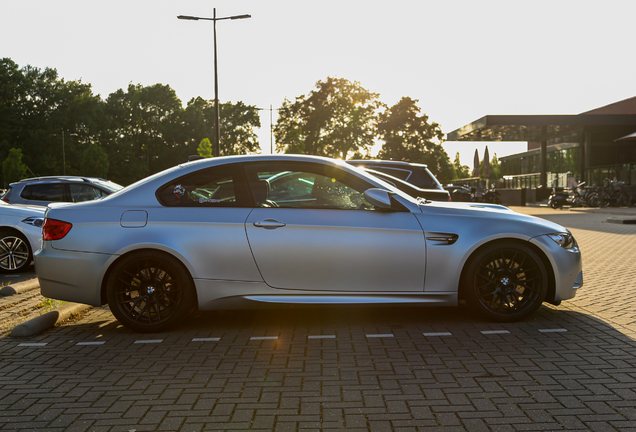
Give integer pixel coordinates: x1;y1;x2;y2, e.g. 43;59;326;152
192;337;221;342
366;334;394;338
250;336;278;340
423;332;453;337
481;330;510;335
308;335;336;339
134;339;163;344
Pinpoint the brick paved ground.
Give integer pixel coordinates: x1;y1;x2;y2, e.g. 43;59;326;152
1;208;635;431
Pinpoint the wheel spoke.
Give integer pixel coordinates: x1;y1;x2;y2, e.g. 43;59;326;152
9;238;24;252
0;239;11;254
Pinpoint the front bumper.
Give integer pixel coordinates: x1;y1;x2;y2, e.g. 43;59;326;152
530;234;583;303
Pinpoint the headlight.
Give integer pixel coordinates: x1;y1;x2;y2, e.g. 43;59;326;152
547;232;578;250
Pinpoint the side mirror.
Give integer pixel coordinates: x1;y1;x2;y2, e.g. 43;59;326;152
363;188;394;209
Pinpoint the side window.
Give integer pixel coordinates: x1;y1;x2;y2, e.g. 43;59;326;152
21;184;65;202
245;163;378;210
156;165;249;207
69;184;102;202
373;167;412;181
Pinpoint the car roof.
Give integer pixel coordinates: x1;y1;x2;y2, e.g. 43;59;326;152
13;176;105;185
346;159;429;168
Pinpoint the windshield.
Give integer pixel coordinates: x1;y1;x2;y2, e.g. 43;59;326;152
349;166;418;205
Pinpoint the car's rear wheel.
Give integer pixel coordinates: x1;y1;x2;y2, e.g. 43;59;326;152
0;230;32;273
462;242;548;322
106;251;195;333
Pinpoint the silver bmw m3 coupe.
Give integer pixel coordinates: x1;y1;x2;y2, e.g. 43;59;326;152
34;155;583;332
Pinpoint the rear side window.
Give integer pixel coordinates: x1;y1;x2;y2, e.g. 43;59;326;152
20;184;65;202
69;184;104;202
156;165;250;207
371;167;412;181
418;167;443;189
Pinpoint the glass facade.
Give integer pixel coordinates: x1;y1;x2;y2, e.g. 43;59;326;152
498;145;582;188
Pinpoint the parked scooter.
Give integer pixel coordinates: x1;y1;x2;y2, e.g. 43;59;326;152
548;182;586;209
483;186;502;204
470;186;502;204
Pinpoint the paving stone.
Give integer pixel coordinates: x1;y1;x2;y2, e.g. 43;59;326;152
2;208;636;430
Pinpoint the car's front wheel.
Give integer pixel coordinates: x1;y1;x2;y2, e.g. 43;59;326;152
0;229;32;273
462;242;548;322
106;251;195;333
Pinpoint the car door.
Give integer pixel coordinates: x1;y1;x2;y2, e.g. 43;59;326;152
244;162;426;292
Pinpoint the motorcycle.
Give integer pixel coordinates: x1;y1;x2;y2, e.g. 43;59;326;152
548;182;586;209
470;186;502;204
483;187;502;204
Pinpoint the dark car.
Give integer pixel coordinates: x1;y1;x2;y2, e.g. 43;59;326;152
2;176;123;206
444;185;473;202
362;168;450;201
346;160;444;190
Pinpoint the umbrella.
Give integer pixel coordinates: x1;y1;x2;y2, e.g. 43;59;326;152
615;131;636;142
472;149;480;177
482;145;491;178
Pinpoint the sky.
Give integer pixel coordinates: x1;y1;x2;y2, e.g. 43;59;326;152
2;0;636;168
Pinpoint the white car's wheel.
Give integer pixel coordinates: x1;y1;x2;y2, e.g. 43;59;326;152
0;229;32;273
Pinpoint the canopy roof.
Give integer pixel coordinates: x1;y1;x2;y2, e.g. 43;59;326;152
447;114;636;142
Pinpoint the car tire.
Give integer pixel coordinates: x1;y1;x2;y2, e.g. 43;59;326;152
0;229;32;273
461;241;548;322
106;251;196;333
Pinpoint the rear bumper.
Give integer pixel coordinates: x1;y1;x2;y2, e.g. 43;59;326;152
34;243;113;306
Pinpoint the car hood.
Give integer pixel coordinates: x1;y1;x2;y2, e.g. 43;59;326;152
417;201;567;236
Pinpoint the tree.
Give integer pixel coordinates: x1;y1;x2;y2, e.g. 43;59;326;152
275;77;381;159
2;148;27;185
0;58;103;178
453;152;470;179
80;144;109;178
197;138;213;158
182;97;261;157
102;83;185;185
377;97;454;184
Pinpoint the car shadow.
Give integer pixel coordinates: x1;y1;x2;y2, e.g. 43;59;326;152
53;302;635;347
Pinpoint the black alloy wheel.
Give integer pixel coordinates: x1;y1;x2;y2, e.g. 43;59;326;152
0;230;32;273
463;242;548;322
106;251;195;332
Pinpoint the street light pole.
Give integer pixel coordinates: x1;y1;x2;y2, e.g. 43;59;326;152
178;9;251;158
257;106;280;154
50;131;77;175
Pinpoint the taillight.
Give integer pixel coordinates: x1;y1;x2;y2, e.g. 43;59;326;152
1;198;9;203
42;219;73;240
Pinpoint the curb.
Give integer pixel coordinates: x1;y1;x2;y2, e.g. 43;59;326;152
0;278;40;296
10;302;93;337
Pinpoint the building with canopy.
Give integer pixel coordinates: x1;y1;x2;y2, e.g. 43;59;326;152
447;96;636;196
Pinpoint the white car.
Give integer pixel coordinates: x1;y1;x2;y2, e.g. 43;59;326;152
0;201;45;273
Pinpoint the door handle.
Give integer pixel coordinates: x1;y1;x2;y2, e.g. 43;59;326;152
253;219;286;228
